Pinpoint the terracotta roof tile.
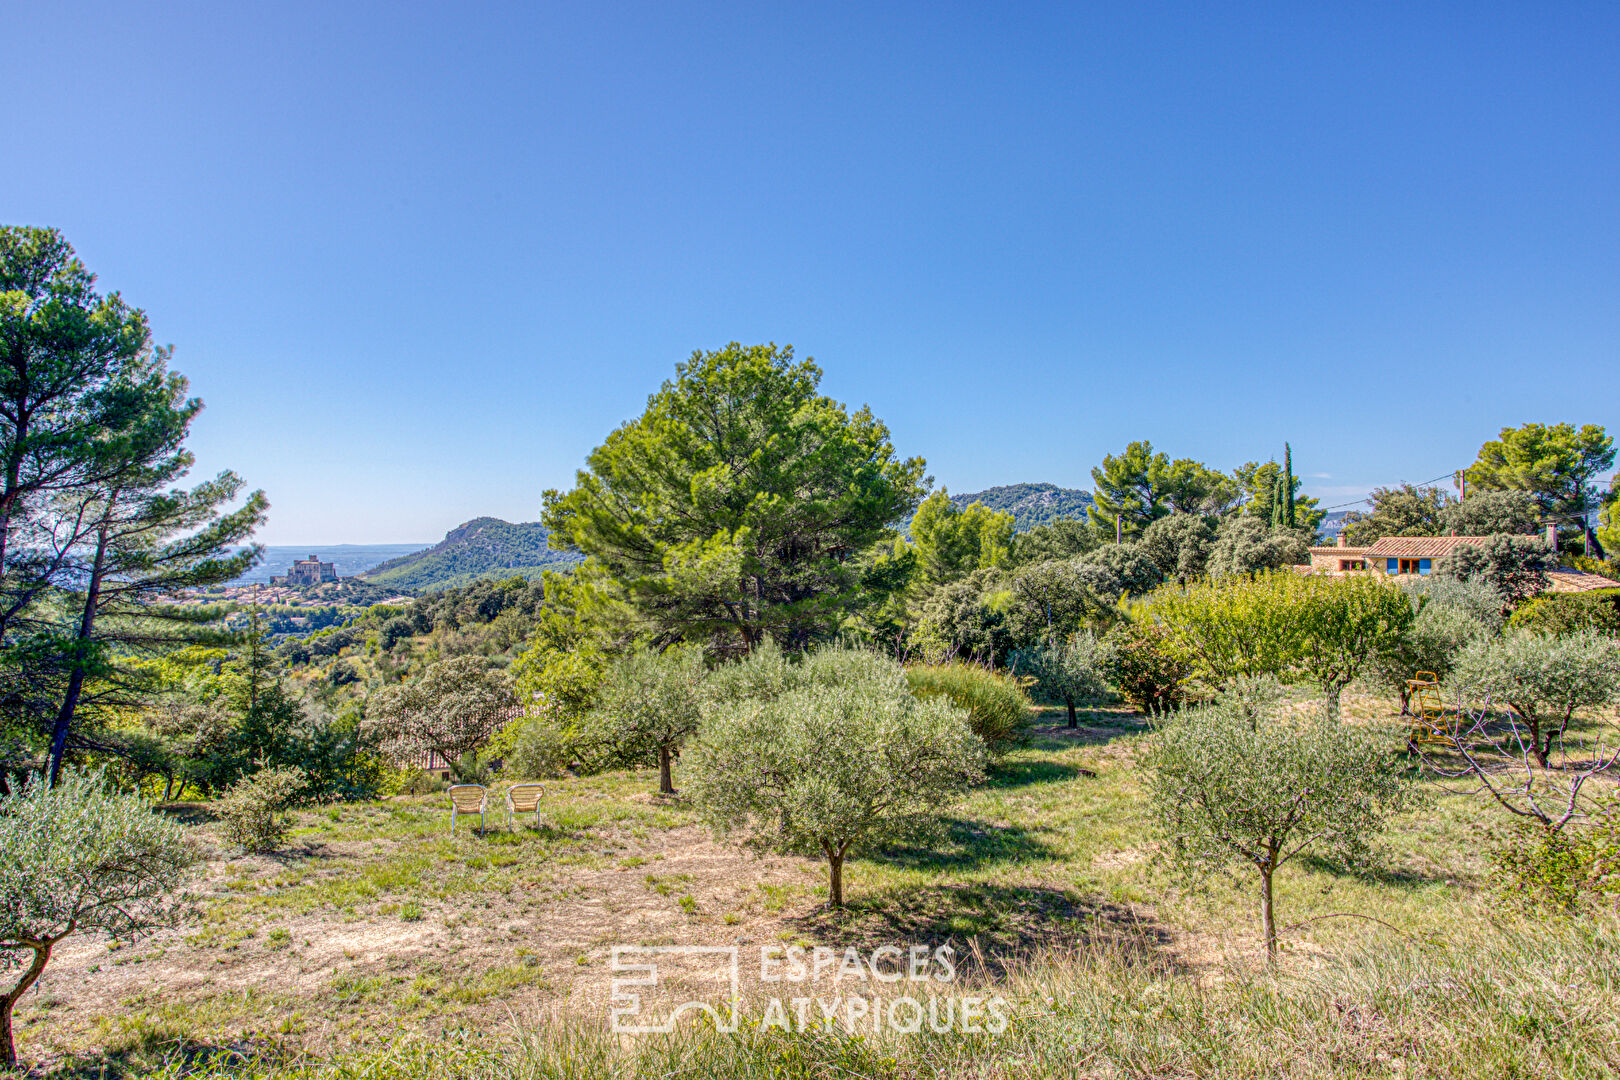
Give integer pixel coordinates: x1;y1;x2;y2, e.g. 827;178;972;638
1361;536;1495;558
1547;570;1620;593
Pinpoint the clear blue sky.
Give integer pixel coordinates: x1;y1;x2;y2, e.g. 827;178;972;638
4;3;1617;543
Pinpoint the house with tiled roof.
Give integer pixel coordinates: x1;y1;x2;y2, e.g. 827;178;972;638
1303;530;1620;592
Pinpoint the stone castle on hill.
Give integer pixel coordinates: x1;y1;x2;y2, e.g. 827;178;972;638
270;555;339;587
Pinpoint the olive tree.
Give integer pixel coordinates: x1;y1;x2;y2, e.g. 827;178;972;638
687;647;985;907
1146;700;1413;962
1451;631;1620;768
0;770;197;1067
1011;633;1110;728
1366;602;1493;713
1292;575;1415;716
590;646;706;794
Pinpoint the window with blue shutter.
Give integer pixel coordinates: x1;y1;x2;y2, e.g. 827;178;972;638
1419;558;1431;575
1387;558;1399;575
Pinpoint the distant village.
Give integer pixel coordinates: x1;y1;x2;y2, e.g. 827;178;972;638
169;553;412;621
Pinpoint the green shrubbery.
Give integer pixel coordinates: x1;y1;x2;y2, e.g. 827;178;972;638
1490;809;1620;913
1509;589;1620;636
1102;620;1189;713
217;767;307;853
905;661;1032;755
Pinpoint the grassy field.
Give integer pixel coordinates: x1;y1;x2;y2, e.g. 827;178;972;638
16;692;1620;1078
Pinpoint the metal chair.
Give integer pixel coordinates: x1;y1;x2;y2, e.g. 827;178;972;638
448;784;488;836
505;783;544;829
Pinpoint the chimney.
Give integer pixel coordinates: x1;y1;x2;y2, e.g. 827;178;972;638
1337;532;1348;548
1545;522;1557;549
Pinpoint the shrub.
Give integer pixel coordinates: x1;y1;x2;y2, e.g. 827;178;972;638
905;661;1032;755
1146;697;1415;961
1010;633;1110;728
1401;575;1506;633
1140;513;1215;585
1451;630;1620;767
1103;620;1190;713
217;767;307;853
688;647;985;907
1490;809;1620;913
0;770;197;1067
1508;589;1620;637
1207;517;1310;579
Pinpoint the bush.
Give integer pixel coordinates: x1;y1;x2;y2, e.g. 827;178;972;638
1435;534;1553;604
1103;620;1190;713
906;661;1032;755
1490;802;1620;912
1509;589;1620;636
1365;601;1492;712
688;646;985;907
1207;517;1310;579
217;767;307;853
1401;575;1507;633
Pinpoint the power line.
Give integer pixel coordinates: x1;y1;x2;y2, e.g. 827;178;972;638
1315;472;1459;515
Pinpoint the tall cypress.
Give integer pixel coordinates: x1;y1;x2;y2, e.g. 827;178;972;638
1282;443;1296;529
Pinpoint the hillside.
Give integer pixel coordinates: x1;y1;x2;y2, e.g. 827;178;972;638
359;517;581;591
951;482;1093;531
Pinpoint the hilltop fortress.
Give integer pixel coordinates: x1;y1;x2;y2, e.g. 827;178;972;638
270;554;340;586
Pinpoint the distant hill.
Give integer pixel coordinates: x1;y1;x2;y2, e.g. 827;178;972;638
951;483;1093;532
359;518;581;591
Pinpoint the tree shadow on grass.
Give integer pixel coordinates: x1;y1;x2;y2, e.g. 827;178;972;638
1023;707;1151;752
790;881;1178;977
1293;852;1468;890
985;757;1089;788
875;817;1063;873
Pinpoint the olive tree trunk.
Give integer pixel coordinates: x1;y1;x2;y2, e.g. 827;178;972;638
1;940;55;1069
657;744;674;795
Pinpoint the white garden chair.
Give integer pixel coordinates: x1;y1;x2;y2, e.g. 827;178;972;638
505;783;544;829
447;784;488;836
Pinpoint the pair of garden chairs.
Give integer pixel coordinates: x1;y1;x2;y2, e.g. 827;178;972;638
447;782;544;836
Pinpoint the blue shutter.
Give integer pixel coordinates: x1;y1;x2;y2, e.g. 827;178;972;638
1387;558;1399;575
1419;558;1431;575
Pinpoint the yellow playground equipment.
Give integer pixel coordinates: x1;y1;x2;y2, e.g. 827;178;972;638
1405;671;1452;745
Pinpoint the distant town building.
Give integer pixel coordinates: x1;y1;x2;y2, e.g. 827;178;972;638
270;555;340;586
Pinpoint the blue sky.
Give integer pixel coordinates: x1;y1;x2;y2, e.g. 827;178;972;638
4;3;1617;543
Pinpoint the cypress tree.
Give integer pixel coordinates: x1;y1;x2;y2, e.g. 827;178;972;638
1283;443;1296;529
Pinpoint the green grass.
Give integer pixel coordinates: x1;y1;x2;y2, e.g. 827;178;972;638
20;689;1620;1078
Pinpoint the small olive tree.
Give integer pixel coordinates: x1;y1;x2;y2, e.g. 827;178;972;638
1146;700;1413;962
688;648;985;907
590;646;707;794
1011;633;1110;727
1435;535;1552;605
0;770;198;1067
1366;602;1492;713
1292;575;1415;716
1451;631;1620;768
